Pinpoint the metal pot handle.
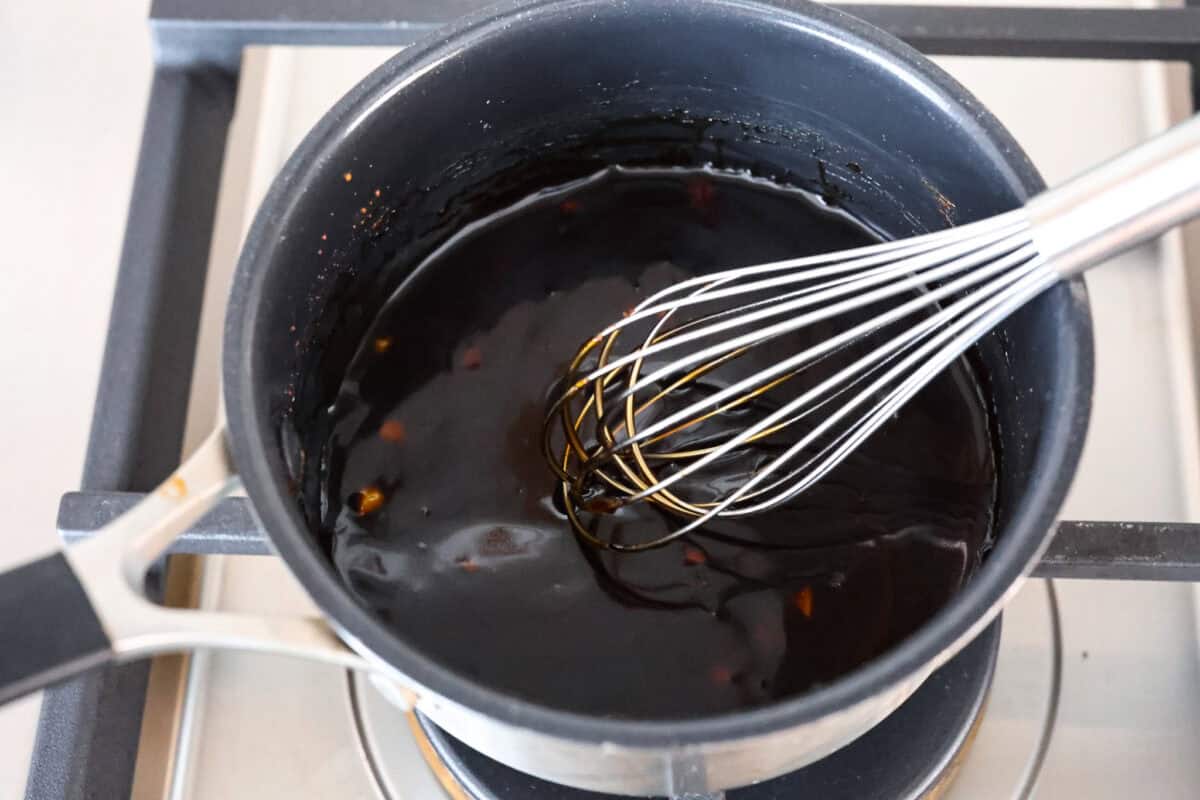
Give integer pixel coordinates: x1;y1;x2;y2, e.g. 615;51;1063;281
0;427;365;705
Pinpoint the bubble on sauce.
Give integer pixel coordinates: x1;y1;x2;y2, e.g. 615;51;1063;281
379;420;407;443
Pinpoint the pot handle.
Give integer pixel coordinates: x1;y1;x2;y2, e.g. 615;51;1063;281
0;553;112;702
0;428;367;705
1028;112;1200;278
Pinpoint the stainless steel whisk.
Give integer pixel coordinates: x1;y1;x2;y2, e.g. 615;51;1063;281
545;116;1200;551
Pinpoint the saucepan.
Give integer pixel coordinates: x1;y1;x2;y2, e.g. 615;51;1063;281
0;0;1091;794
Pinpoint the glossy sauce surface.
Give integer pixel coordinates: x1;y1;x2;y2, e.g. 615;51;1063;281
318;168;997;718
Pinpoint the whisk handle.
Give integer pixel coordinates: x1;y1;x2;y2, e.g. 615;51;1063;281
1027;113;1200;278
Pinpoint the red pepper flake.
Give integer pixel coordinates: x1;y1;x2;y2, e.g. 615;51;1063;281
559;198;580;215
793;586;814;618
622;307;635;319
710;665;734;684
348;486;385;515
343;171;353;182
360;207;368;215
683;546;707;566
462;346;483;370
379;420;407;444
582;496;622;514
373;336;393;354
456;556;481;573
374;188;382;198
321;233;328;241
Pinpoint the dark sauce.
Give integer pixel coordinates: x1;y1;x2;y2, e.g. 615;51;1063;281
318;167;997;719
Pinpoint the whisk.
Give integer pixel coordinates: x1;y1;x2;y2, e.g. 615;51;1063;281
544;115;1200;551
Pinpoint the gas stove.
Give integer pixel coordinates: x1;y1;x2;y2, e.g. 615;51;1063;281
24;2;1200;799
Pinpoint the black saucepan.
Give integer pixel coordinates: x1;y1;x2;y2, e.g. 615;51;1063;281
0;0;1091;795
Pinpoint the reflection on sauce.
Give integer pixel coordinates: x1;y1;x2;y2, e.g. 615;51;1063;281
316;167;997;718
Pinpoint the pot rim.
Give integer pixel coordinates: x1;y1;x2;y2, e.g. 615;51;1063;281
223;0;1093;749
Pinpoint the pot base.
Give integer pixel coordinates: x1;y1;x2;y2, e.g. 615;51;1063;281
357;620;1001;799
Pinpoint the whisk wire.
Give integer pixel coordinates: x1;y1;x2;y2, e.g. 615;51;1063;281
598;232;1037;461
610;257;1058;546
621;247;1046;509
712;257;1059;518
590;217;1032;404
544;211;1054;549
605;210;1025;335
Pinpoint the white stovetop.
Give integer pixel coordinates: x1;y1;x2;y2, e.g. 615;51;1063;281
4;1;1200;798
0;0;152;796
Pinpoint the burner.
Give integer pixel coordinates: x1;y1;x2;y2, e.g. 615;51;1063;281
414;622;999;800
351;590;1072;800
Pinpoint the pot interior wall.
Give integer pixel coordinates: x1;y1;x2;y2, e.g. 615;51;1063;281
247;0;1080;699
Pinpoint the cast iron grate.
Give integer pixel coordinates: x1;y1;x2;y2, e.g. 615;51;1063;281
26;3;1200;798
